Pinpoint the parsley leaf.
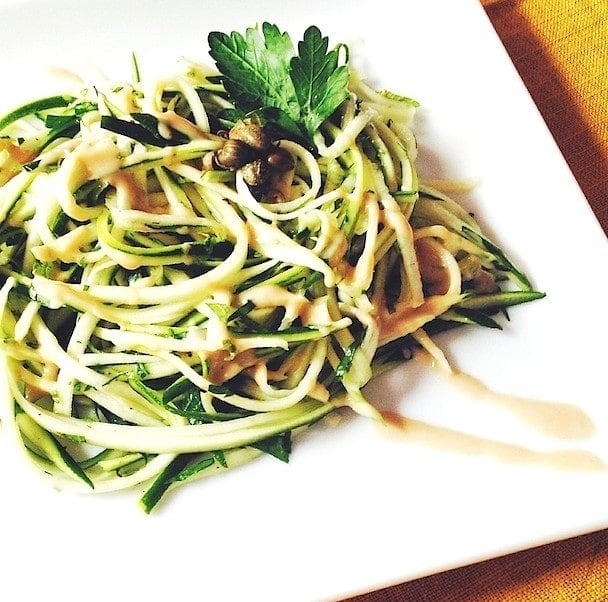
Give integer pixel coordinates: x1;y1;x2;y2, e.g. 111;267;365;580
290;25;350;138
208;23;350;145
208;23;299;121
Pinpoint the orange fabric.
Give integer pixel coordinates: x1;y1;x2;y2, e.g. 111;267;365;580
346;1;608;600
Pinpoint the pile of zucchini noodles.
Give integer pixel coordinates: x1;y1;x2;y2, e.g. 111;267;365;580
0;54;542;511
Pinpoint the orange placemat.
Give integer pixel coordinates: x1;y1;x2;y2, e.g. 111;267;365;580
346;1;608;600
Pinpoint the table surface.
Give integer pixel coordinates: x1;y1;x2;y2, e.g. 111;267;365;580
347;0;608;600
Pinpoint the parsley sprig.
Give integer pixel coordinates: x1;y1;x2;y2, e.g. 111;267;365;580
208;23;350;145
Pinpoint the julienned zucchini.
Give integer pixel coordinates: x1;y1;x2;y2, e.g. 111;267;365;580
0;23;545;514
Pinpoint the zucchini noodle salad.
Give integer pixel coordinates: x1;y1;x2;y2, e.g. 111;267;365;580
0;23;544;512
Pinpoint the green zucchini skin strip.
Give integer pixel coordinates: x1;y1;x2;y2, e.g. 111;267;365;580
457;290;546;310
139;448;261;514
15;410;94;489
0;94;76;132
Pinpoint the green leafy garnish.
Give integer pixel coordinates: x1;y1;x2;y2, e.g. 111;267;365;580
208;23;350;144
250;432;292;463
290;25;350;137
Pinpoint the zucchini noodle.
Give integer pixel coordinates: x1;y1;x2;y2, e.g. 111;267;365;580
0;48;543;512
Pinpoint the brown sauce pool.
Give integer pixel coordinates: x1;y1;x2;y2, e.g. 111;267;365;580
377;360;605;473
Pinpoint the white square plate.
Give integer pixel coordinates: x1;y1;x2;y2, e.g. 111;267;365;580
1;1;607;600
